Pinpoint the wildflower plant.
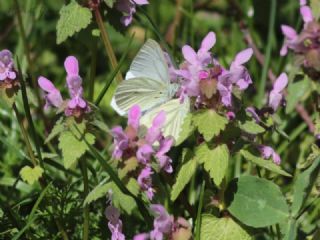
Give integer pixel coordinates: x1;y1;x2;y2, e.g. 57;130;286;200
0;1;320;240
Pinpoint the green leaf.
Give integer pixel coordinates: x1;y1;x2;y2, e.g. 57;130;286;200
291;156;320;217
45;118;64;144
118;157;139;179
200;214;252;240
197;144;229;187
175;114;195;146
171;159;198;201
58;125;95;169
56;1;92;44
227;175;290;228
19;166;44;185
0;87;18;107
193;110;228;142
311;0;320;20
84;182;110;205
107;182;137;214
239;120;265;134
286;77;310;113
103;0;116;8
240;150;292;177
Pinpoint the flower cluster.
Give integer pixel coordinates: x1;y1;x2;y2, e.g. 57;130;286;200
134;204;192;240
111;105;173;200
0;49;17;89
105;205;125;240
171;32;253;110
38;56;90;118
281;0;320;78
116;0;149;26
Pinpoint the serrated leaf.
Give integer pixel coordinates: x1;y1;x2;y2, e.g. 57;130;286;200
56;1;92;44
20;166;44;185
193;110;228;142
84;182;110;205
227;175;289;228
118;157;139;179
240;150;291;177
286;77;310;113
291;157;320;217
45;118;64;144
171;159;198;201
200;214;252;240
239;120;265;134
194;143;229;186
203;145;229;187
0;87;17;107
107;182;137;214
58;127;95;169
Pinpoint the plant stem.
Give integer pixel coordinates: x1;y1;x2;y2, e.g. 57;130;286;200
94;9;123;82
12;103;37;167
195;180;205;240
13;0;42;106
256;0;276;107
89;43;97;102
80;158;89;240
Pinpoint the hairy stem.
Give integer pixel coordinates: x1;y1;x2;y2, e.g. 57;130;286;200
80;158;90;240
94;9;123;82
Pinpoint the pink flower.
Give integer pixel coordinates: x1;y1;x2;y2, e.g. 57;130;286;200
217;48;253;107
0;50;16;81
268;73;288;111
258;145;281;165
176;32;216;97
116;0;149;26
38;56;90;117
105;206;125;240
137;166;154;200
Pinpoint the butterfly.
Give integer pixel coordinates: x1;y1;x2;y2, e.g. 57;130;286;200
111;39;190;143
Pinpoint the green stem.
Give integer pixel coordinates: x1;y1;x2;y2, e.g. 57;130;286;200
195;180;205;240
89;43;97;102
80;158;89;240
94;9;123;82
13;0;42;106
12;103;37;167
17;61;45;171
94;34;135;106
256;0;276;107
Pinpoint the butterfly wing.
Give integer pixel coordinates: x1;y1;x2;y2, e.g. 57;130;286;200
112;39;173;115
140;97;190;143
127;39;170;84
113;77;170;115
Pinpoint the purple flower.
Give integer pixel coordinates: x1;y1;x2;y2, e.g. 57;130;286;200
38;56;90;117
105;206;125;240
137;166;154;200
258;145;281;165
128;104;141;130
116;0;149;26
177;32;216;97
217;48;253;107
246;107;262;123
111;127;129;159
137;144;154;164
150;204;174;240
0;50;16;82
268;73;288;111
145;111;166;144
155;138;174;173
133;233;149;240
38;77;63;110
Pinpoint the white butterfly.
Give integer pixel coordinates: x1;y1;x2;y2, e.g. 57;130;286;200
111;39;190;142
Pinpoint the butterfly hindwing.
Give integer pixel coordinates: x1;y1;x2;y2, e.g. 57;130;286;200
114;77;169;113
140;98;190;142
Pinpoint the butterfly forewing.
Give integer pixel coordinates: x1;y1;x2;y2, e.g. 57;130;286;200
114;77;169;113
128;39;170;84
